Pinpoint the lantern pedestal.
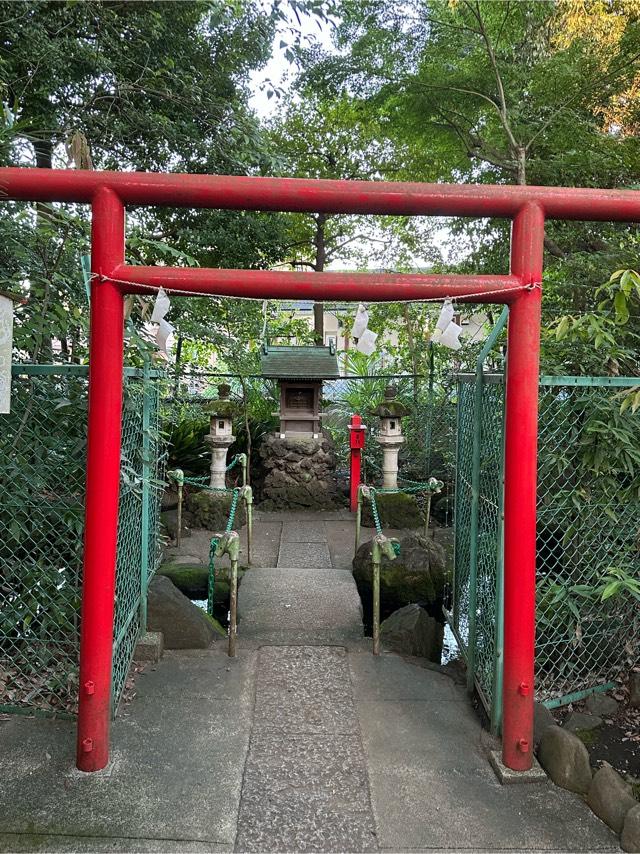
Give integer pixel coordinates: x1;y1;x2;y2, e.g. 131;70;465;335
205;434;235;489
376;434;405;489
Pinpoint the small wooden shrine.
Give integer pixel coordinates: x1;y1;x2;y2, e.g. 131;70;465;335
260;343;340;439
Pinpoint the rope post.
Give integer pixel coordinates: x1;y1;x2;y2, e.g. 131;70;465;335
424;494;432;539
423;477;443;538
237;453;247;487
207;536;218;617
211;530;240;656
241;485;253;565
167;469;185;548
372;548;381;655
371;534;399;656
227;532;240;658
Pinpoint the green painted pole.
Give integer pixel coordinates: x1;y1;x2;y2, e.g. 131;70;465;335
467;307;509;695
242;485;253;566
491;360;508;734
372;553;380;656
139;361;152;634
229;555;238;658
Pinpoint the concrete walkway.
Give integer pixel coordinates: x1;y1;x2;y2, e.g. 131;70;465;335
0;511;619;852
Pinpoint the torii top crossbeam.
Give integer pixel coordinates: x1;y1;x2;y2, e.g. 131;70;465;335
2;167;640;220
1;166;637;778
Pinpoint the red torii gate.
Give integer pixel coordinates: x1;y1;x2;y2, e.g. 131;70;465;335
1;168;638;774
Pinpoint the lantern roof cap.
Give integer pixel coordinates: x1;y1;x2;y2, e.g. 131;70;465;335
374;384;410;418
203;383;239;416
260;344;339;380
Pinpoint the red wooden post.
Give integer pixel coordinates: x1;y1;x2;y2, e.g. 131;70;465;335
349;414;366;511
502;203;545;771
76;187;126;771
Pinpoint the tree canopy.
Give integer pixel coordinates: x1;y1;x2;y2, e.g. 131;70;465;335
0;0;638;379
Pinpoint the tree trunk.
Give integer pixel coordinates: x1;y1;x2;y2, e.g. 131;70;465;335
33;136;54;361
403;305;420;402
515;144;527;186
313;213;327;345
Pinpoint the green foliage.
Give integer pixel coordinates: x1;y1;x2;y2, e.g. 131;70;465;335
166;417;210;476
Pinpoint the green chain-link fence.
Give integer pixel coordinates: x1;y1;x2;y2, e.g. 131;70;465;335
0;364;165;717
450;349;640;729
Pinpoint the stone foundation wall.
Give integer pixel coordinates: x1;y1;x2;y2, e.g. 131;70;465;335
258;432;342;510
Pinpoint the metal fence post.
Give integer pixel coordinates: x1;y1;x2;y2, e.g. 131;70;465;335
491;370;507;736
467;307;509;696
139;360;152;635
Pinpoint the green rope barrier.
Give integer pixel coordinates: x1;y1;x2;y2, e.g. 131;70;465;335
181;454;243;490
368;488;401;556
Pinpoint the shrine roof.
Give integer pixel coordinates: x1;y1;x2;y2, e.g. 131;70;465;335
260;345;340;380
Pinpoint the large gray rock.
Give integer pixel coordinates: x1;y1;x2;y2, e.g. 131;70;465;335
147;576;220;649
158;561;235;601
563;711;603;734
533;701;557;749
186;490;246;530
161;509;191;541
587;765;638;834
161;486;179;511
258;432;341;510
352;532;447;620
585;692;619;717
361;492;423;529
629;671;640;709
380;604;444;663
538;726;592;794
622;803;640;853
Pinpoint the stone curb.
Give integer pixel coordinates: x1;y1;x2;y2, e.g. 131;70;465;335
535;715;639;851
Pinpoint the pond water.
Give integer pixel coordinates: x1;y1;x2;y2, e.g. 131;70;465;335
441;622;460;664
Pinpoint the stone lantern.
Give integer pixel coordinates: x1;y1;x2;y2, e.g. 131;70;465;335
374;385;410;489
204;384;237;489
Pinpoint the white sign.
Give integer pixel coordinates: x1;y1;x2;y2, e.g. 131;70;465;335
0;295;13;414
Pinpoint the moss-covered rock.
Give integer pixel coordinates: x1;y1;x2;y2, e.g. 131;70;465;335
158;562;245;600
352;532;447;624
202;611;227;638
147;576;218;649
361;492;424;530
185;490;246;530
161;509;191;540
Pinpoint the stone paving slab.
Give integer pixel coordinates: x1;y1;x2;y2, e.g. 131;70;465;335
164;520;282;569
238;567;364;647
349;649;459;703
281;521;328;543
277;540;332;568
0;648;255;851
0;834;230;853
254;509;352;523
253;646;358;735
357;686;618;852
235;647;377;853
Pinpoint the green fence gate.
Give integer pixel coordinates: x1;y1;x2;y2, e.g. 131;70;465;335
0;363;165;717
449;319;640;732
